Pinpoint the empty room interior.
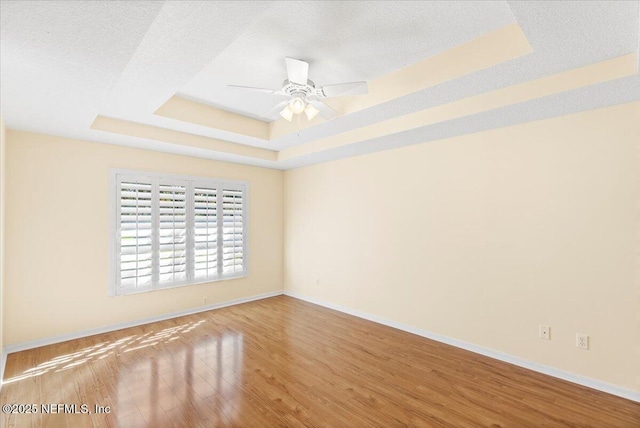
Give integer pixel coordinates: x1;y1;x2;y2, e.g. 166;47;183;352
1;0;640;426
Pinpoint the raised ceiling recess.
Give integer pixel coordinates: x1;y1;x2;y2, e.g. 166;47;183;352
1;1;639;169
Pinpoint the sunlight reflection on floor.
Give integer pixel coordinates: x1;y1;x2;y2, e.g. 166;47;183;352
3;319;208;385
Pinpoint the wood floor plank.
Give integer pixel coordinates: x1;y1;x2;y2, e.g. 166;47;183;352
1;295;638;427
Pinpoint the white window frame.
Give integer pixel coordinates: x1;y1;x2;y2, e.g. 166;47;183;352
109;169;249;296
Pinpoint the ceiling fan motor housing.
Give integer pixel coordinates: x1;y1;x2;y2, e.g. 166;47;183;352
282;79;324;99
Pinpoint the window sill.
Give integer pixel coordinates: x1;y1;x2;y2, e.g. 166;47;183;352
110;272;249;297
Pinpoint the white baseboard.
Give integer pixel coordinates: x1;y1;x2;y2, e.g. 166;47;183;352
4;289;637;403
284;291;640;403
2;290;283;357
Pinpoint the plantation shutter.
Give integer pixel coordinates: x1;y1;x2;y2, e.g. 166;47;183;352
222;188;244;275
118;178;154;291
193;185;218;279
112;170;248;296
157;181;188;285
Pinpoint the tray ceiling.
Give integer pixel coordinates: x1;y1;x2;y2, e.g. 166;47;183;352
1;1;639;169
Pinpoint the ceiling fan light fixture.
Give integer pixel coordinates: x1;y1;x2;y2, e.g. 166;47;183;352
289;97;306;114
304;103;319;121
230;57;367;121
279;105;294;121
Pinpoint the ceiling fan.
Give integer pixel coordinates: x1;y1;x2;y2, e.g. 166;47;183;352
228;57;368;122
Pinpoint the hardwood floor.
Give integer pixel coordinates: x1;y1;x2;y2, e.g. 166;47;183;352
1;295;638;427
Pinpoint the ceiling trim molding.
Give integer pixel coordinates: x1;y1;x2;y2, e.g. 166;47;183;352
90;116;277;161
278;53;638;162
278;79;640;170
154;95;270;140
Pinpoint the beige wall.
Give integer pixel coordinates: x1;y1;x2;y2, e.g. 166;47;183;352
4;131;284;345
284;102;640;391
0;115;6;363
3;102;639;393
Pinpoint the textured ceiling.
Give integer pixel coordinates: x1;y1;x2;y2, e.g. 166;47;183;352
0;1;639;170
179;1;516;121
0;0;163;136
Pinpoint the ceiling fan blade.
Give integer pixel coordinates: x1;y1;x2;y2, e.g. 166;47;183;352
309;100;338;120
261;99;290;118
285;57;309;85
227;85;277;95
321;81;368;98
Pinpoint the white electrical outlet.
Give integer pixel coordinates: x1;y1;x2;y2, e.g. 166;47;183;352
203;297;207;305
315;279;320;287
576;334;589;350
539;325;550;340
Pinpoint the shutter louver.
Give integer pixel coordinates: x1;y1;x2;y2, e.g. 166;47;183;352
119;180;153;290
222;188;244;275
193;186;218;279
158;183;187;284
